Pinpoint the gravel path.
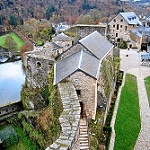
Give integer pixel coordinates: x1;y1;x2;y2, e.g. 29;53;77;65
109;49;150;150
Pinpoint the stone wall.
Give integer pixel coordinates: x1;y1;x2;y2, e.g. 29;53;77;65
0;101;23;120
46;82;81;150
76;24;107;38
129;30;142;49
113;48;120;57
97;50;116;125
23;53;54;88
65;71;97;120
53;40;72;52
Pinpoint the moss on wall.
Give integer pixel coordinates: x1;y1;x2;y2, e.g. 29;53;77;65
18;66;63;149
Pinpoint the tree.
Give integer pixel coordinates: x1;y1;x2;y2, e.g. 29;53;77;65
5;36;14;48
8;15;17;26
0;17;2;25
20;42;33;54
8;41;17;51
46;5;56;20
20;18;24;25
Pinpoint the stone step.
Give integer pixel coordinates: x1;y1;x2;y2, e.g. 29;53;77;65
80;123;87;126
80;134;88;137
80;146;89;150
80;139;89;144
80;137;88;141
80;132;88;135
80;143;89;146
80;128;87;132
80;125;87;129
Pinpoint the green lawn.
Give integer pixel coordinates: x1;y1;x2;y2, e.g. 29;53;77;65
114;74;141;150
144;76;150;106
0;33;24;50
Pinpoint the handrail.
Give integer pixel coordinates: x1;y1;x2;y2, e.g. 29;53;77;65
85;113;90;149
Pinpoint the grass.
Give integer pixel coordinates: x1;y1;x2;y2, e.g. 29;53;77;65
8;125;36;150
0;33;24;50
36;40;43;46
114;74;141;150
144;76;150;106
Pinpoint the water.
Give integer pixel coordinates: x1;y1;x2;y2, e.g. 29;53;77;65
0;60;25;106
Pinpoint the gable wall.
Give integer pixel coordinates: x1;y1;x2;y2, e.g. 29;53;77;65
64;71;97;120
108;14;137;41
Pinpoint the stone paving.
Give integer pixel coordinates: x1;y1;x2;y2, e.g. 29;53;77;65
110;49;150;150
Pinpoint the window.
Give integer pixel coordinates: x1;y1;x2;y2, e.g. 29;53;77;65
117;24;119;30
121;19;123;22
36;62;42;68
120;25;123;28
76;90;81;96
116;33;118;37
125;26;128;31
113;25;115;28
114;19;116;22
108;25;110;30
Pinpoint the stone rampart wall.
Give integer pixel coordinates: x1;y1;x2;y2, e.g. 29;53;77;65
0;101;23;119
46;82;81;150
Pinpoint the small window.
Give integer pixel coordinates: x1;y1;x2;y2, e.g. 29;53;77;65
125;26;128;31
114;19;116;22
120;25;123;28
121;19;123;22
36;62;42;68
117;24;119;30
113;25;115;28
116;33;118;37
76;90;81;96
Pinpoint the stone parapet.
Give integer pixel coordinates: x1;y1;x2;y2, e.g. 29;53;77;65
46;82;81;150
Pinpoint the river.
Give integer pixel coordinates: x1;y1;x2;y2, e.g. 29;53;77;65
0;60;25;106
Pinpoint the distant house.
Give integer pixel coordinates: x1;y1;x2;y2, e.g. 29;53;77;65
129;26;150;51
108;12;142;41
54;31;114;120
52;33;73;52
43;42;62;58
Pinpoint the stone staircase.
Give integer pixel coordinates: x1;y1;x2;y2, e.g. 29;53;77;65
79;118;90;150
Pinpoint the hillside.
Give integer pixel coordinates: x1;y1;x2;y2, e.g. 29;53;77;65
0;0;132;24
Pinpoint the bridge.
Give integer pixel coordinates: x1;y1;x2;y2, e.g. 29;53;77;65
0;51;21;63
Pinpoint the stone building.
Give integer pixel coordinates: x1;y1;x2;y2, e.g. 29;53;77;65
108;12;142;41
75;24;107;38
56;31;112;60
129;29;142;49
54;31;114;120
43;42;62;58
129;26;150;51
52;32;73;52
23;46;55;89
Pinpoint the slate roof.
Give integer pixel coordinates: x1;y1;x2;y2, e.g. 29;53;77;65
54;50;101;85
79;31;114;59
138;26;150;36
52;33;72;42
130;29;142;37
120;12;142;25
